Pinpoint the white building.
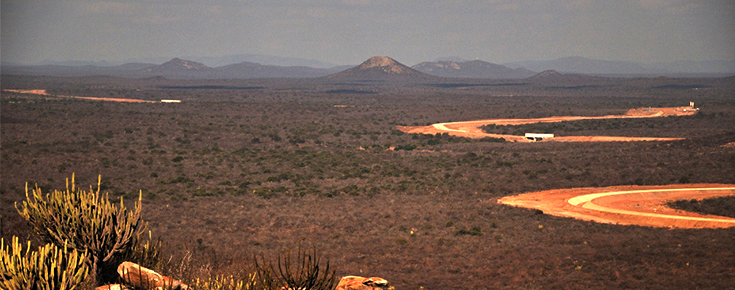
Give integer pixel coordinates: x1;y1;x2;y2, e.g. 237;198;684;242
525;133;554;141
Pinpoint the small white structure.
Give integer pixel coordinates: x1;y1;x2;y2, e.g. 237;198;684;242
683;101;699;112
160;99;181;103
525;133;554;141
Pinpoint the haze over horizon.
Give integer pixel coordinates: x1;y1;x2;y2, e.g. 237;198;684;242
2;0;734;66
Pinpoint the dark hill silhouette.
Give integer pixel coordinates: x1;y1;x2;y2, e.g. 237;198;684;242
413;60;535;79
529;70;563;79
507;56;655;75
526;69;613;87
147;58;210;72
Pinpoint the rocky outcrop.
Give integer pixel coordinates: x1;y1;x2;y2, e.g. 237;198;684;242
96;262;188;290
336;276;391;290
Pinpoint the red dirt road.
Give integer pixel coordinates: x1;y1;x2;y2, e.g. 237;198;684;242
3;89;157;103
498;184;735;229
397;106;696;142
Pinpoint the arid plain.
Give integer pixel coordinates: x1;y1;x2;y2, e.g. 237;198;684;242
2;72;735;289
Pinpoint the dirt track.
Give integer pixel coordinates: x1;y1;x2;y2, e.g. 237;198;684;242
3;89;157;103
397;106;696;142
498;184;735;229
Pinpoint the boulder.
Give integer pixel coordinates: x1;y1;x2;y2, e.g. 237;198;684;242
336;276;390;290
117;261;189;290
94;284;129;290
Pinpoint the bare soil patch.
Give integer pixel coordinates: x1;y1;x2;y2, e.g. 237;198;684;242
3;89;157;103
498;184;735;229
398;106;696;142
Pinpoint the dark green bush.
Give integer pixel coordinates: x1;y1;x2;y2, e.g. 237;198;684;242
455;226;483;236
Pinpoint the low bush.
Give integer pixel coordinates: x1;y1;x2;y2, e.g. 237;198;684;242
455;226;483;236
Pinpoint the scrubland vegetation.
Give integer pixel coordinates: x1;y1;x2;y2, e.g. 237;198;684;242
1;75;734;289
669;196;735;218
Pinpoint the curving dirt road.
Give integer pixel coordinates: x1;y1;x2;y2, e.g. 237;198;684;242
498;184;735;229
3;89;157;103
397;106;697;142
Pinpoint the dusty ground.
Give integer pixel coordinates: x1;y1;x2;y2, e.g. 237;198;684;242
398;106;696;142
498;184;735;229
2;89;157;103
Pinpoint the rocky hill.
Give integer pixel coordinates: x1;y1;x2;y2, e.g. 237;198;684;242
526;69;611;85
327;56;436;81
413;60;535;79
142;58;212;78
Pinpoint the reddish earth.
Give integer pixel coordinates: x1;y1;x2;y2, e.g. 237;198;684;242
498;184;735;229
397;106;696;142
3;89;157;103
336;276;390;290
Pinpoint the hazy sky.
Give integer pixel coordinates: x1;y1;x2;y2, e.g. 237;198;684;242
2;0;734;66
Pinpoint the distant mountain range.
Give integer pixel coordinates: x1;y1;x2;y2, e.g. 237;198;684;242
0;57;536;80
2;55;733;80
32;54;340;69
188;54;339;68
1;58;344;79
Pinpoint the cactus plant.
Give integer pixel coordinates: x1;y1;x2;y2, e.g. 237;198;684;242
255;246;336;290
125;231;165;272
15;174;146;285
0;236;89;290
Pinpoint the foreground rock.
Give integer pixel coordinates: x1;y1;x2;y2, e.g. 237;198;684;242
336;276;391;290
117;261;189;290
95;285;129;290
